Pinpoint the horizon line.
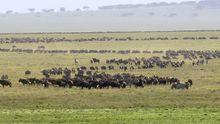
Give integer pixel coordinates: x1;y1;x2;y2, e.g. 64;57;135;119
0;29;219;35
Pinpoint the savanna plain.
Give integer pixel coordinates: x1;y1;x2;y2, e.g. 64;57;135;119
0;31;220;123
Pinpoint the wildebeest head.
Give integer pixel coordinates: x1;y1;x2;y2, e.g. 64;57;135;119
187;79;193;86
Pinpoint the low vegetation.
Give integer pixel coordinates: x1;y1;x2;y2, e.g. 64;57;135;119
0;31;220;123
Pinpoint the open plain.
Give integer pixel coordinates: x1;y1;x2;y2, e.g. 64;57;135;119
0;31;220;123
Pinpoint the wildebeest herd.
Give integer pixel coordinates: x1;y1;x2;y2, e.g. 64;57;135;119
0;36;219;44
0;35;219;90
70;50;219;73
1;49;219;90
17;72;192;90
0;65;193;90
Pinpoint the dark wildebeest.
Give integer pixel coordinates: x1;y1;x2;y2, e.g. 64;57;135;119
91;58;100;64
187;79;193;86
0;80;12;87
28;78;44;85
101;66;107;70
86;71;92;76
19;79;30;85
90;67;96;71
108;66;114;70
171;81;192;90
25;70;31;75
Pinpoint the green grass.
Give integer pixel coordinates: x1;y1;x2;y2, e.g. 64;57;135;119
1;108;220;124
0;86;220;110
0;31;220;123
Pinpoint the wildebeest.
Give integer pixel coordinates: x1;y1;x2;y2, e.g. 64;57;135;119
0;80;12;88
171;80;192;90
28;78;44;85
91;58;100;63
19;78;30;85
101;66;107;70
1;75;8;80
16;66;194;90
25;70;31;75
74;59;79;64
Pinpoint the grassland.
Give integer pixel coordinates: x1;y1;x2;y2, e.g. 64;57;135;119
0;31;220;123
1;108;220;124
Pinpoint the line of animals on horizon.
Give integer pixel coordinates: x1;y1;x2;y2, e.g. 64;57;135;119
0;46;220;57
0;36;219;44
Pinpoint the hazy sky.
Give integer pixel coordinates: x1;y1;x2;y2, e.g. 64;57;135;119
0;0;201;12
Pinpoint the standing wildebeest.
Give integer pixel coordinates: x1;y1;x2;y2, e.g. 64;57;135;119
91;58;100;63
27;78;44;85
74;59;79;64
101;66;107;70
0;80;12;87
108;65;115;70
90;66;96;71
86;71;92;76
187;79;193;86
19;78;30;85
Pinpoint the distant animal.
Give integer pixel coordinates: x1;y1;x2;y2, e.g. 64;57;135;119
0;80;12;88
86;71;92;76
25;70;31;75
74;59;79;64
91;58;100;63
171;82;192;90
27;78;44;85
19;78;30;85
101;66;107;70
1;75;8;80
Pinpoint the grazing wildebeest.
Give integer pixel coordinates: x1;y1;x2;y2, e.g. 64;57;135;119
27;78;44;85
108;66;114;70
90;66;96;70
77;69;85;76
86;71;92;76
79;66;87;71
19;78;30;85
130;66;135;70
91;58;100;63
101;66;107;70
0;80;12;88
47;78;67;88
17;66;192;89
171;81;192;90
